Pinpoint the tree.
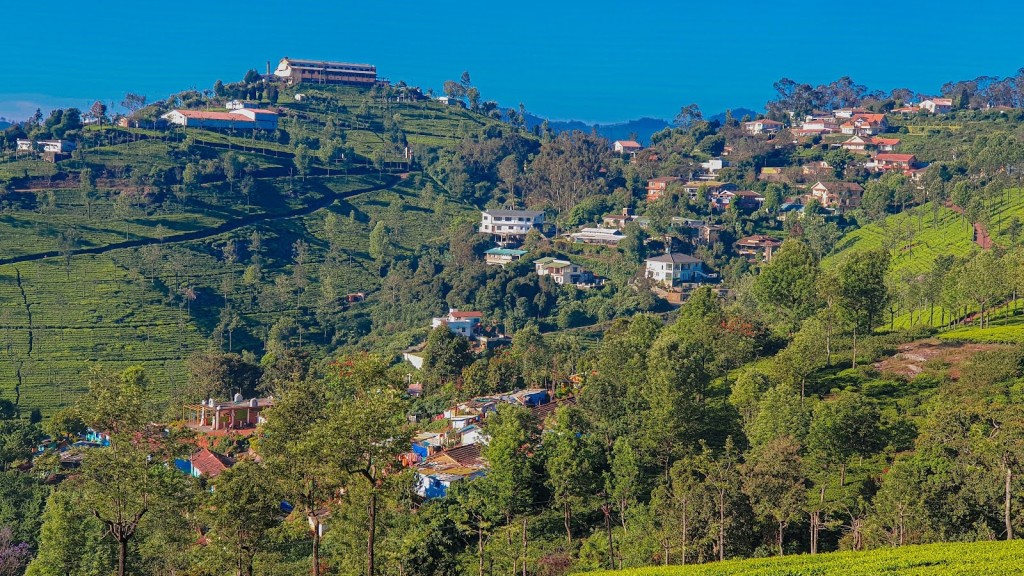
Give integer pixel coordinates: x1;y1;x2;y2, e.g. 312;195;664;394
742;436;805;555
258;378;341;576
26;488;106;576
752;239;821;334
294;144;313;181
443;81;466;101
466;87;481;111
120;93;147;114
90;101;107;127
806;391;883;487
544;407;600;544
206;461;283;576
674;104;703;128
72;366;189;576
829;249;890;367
423;326;472;388
368;221;393;275
325;354;410;576
79;167;97;219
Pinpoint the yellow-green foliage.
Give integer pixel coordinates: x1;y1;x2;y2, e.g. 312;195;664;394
826;203;976;277
580;539;1024;576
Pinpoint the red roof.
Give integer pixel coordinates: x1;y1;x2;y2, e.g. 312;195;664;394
853;113;885;123
191;448;234;478
751;119;783;125
615;140;642;148
876;153;915;162
175;110;251;122
871;137;900;145
450;311;483;319
737;234;782;248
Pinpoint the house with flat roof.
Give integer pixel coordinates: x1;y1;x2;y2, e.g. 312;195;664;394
479;209;545;244
568;227;624;246
484;247;527;266
273;57;377;86
644;253;709;286
534;257;595;286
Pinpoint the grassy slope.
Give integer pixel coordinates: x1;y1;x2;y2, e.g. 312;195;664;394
580;540;1024;576
0;86;489;413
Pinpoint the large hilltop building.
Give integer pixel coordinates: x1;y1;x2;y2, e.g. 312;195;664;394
272;57;377;86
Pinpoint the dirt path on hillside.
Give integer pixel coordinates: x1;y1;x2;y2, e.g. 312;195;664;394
946;202;993;248
0;175;399;267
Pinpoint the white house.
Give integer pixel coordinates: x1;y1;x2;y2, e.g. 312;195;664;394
16;139;33;151
919;98;954;114
16;139;75;153
431;309;483;339
436;96;466;108
645;253;708;286
743;119;783;135
479;209;545;243
225;100;261;110
613;140;642;155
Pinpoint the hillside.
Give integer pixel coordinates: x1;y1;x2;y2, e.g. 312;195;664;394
579;540;1024;576
0;83;494;413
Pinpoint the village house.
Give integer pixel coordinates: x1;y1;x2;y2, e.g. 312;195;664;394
696;223;724;246
17;139;76;154
435;96;467;108
891;105;920;115
162;108;279;131
810;181;864;210
840;135;902;153
568;227;625;246
833;108;871;119
873;153;917;172
273;57;377;86
484;247;527;266
840;113;887;136
801;117;839;133
602;207;637;229
534;257;596;286
178;448;235;479
117;116;168;129
735;235;783;262
919;98;954;114
683;180;738;201
644;253;709;286
183;394;274;434
415;444;487;499
699;157;729;176
711;189;764;212
613;140;642;155
479;209;545;244
225;100;262;110
646;176;681;201
743;118;784;135
431;309;483;339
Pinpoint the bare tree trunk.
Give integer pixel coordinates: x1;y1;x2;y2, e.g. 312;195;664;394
368;489;377;576
118;539;128;576
312;519;322;576
1006;464;1014;540
564;501;573;544
522;518;528;576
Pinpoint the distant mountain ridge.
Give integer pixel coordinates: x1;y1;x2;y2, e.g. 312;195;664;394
524;107;761;145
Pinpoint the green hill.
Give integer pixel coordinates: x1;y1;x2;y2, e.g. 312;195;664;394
0;84;494;414
580;540;1024;576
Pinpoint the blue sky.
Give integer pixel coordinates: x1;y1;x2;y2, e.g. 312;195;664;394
3;1;1024;123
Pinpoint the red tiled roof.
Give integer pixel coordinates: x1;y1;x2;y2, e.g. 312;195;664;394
450;311;483;319
191;448;234;478
175;110;252;122
615;140;642;148
853;113;885;123
428;443;484;467
871;137;901;145
737;234;782;248
876;153;915;162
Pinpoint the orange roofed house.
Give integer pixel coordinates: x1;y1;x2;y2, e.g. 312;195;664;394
613;140;642;155
810;181;864;211
873;153;917;172
646;176;681;201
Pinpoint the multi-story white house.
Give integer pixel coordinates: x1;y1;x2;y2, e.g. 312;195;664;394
479;209;545;244
644;253;708;286
743;119;783;135
431;309;483;339
919;98;954;114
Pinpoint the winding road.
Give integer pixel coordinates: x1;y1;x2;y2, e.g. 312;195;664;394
0;174;400;267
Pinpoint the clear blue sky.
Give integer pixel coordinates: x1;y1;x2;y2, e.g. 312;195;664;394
3;1;1024;123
